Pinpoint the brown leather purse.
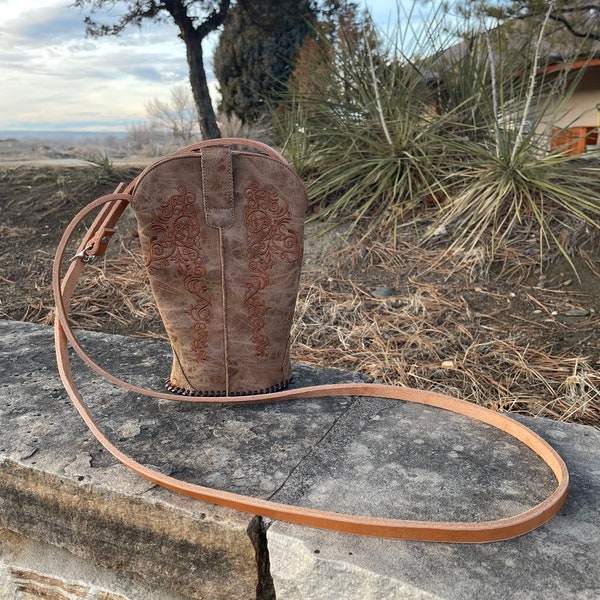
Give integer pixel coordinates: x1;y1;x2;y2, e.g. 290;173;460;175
132;142;306;396
53;138;568;542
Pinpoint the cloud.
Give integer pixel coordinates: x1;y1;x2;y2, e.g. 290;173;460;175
0;2;178;49
0;49;190;130
0;0;393;131
0;1;197;129
0;3;87;46
123;64;174;83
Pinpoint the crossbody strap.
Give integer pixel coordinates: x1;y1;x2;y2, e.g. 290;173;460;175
52;160;568;543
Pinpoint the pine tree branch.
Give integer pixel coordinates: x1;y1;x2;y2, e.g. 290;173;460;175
547;12;600;42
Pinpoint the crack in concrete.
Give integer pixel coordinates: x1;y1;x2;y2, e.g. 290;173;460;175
250;394;359;599
265;395;358;503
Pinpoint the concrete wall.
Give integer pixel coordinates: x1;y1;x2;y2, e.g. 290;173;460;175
2;320;600;599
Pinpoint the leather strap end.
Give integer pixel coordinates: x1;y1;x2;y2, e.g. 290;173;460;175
77;187;131;260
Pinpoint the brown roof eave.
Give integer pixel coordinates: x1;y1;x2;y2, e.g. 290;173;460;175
539;53;600;74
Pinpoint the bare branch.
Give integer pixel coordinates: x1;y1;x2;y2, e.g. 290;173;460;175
459;1;600;41
547;12;600;41
74;0;230;138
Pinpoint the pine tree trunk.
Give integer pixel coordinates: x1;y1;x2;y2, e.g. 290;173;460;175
185;34;221;140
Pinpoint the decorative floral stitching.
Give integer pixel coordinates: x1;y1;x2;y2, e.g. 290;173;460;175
244;185;302;357
146;185;211;361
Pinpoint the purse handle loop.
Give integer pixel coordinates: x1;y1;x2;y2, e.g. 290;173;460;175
52;142;569;542
173;137;289;162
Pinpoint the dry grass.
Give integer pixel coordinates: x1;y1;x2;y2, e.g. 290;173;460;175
34;230;600;428
35;243;166;338
292;270;600;426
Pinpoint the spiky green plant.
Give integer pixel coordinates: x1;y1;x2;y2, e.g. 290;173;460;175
280;4;455;239
427;8;600;270
279;1;600;267
432;137;600;266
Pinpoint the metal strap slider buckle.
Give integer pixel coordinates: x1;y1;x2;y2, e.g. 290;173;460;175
69;244;95;263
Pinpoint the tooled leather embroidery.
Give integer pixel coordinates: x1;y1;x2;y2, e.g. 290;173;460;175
146;185;211;361
244;185;302;356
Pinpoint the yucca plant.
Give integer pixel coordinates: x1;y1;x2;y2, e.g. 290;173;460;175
279;1;600;268
432;136;600;265
279;3;456;239
427;8;600;270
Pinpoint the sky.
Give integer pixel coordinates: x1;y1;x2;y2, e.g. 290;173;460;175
0;0;422;132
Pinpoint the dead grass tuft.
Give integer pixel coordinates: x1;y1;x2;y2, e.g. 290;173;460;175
20;224;600;428
291;233;600;427
35;243;166;339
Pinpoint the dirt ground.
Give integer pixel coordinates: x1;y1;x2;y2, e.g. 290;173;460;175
1;154;599;426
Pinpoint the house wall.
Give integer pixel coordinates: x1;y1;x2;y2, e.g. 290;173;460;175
538;63;600;155
551;66;600;128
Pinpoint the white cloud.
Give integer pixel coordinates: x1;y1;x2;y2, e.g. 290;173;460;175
1;4;88;45
0;0;399;132
0;1;189;130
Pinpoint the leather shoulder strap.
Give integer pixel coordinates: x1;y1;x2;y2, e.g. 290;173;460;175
52;162;568;543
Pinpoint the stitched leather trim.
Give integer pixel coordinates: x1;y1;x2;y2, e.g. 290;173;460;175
165;377;292;397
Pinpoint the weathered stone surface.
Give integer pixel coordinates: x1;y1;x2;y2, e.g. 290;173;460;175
0;528;189;600
267;397;556;522
0;321;259;599
0;320;364;599
269;412;600;600
1;320;598;599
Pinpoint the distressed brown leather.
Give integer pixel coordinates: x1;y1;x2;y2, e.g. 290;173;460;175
131;145;307;396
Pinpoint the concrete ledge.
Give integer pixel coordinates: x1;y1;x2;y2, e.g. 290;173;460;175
0;322;264;599
268;412;600;599
1;320;599;599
